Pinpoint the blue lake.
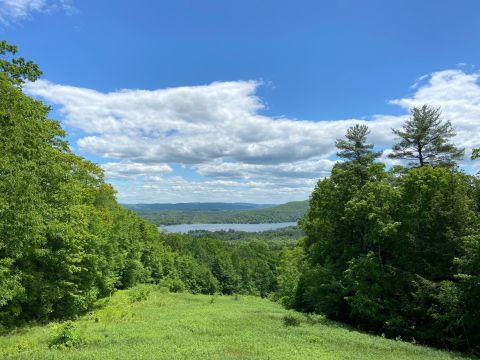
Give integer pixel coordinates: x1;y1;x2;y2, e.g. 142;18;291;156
159;222;297;233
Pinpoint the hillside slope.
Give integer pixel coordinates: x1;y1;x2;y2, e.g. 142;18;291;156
133;200;309;225
0;287;467;360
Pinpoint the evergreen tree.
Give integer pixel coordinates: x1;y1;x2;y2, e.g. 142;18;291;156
389;105;464;167
471;148;480;160
335;124;380;165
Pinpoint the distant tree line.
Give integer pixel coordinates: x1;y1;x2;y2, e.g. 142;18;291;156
186;226;304;248
284;108;480;354
134;201;308;225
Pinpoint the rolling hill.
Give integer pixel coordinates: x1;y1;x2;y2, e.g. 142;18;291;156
127;200;309;225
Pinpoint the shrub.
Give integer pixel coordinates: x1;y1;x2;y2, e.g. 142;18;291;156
282;313;302;327
49;321;82;349
159;278;186;293
305;313;325;325
158;286;170;294
128;284;152;303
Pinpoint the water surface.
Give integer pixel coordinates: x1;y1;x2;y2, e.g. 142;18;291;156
160;222;297;233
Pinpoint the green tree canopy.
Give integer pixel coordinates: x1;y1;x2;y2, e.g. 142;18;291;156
389;105;464;167
0;40;42;86
295;125;480;354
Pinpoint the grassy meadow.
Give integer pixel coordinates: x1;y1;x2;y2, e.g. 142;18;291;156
0;286;469;360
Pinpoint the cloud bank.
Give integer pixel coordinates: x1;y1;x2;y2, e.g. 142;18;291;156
25;69;480;203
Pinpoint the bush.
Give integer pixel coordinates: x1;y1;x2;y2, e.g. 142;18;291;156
305;313;326;325
128;284;152;303
159;278;186;293
49;321;82;349
158;286;170;294
283;313;302;327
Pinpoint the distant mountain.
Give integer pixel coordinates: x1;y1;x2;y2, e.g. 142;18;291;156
126;200;309;225
123;202;275;212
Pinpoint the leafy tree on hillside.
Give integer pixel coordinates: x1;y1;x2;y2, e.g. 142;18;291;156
389;105;464;167
0;41;229;325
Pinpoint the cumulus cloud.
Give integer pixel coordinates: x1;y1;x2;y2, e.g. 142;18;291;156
0;0;75;25
102;162;172;180
196;158;336;180
25;69;480;203
114;176;318;204
26;79;399;166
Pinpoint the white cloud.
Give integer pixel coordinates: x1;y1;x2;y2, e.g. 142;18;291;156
24;69;480;203
101;162;172;180
26;79;397;166
196;158;336;180
0;0;74;25
114;175;317;204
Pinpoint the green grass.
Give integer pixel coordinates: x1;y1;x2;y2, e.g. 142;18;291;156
0;286;470;360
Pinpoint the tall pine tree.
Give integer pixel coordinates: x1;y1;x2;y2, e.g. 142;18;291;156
389;105;464;167
335;124;381;165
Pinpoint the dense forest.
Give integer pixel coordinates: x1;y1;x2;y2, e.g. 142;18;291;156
0;41;221;324
0;41;297;326
131;200;308;225
186;226;304;248
290;120;480;355
1;41;479;356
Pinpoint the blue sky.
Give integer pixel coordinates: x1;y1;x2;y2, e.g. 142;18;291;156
2;0;480;203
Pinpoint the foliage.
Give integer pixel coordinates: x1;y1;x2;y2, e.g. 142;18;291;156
159;277;186;293
389;105;464;167
162;234;279;297
48;321;82;349
128;284;153;302
275;247;304;308
0;42;222;325
0;40;42;86
335;124;381;165
185;226;304;248
471;148;480;161
294;118;480;355
282;313;302;327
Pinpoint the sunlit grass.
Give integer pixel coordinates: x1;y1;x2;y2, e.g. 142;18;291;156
0;285;470;359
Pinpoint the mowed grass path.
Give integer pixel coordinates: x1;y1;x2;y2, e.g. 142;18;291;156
0;286;470;360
